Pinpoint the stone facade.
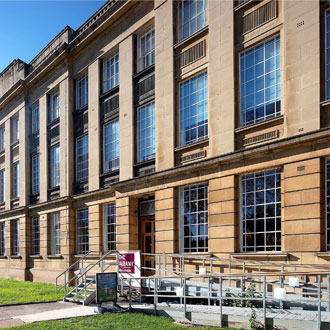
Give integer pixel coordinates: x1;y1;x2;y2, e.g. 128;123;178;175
0;0;329;284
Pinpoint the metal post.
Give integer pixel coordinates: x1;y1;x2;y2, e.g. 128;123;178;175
318;275;321;330
258;264;261;291
64;272;67;297
182;257;185;275
263;276;266;328
280;273;283;310
208;277;211;306
210;259;213;274
241;276;244;306
154;278;158;313
158;255;161;276
228;260;231;287
243;262;245;274
163;253;166;276
327;275;330;312
219;276;223;328
129;278;132;309
84;273;87;302
183;277;187;319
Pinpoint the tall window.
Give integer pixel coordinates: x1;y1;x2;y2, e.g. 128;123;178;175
31;103;39;134
241;169;281;252
51;213;61;255
32;216;40;255
0;169;5;203
178;0;207;42
104;119;119;172
49;90;60;122
0;126;5;152
13;162;19;198
240;36;281;127
0;222;5;256
12;220;19;256
137;101;155;162
179;72;208;146
76;135;88;181
103;52;119;93
104;203;116;251
327;159;330;250
77;208;89;255
12;117;19;143
76;74;88;109
180;183;208;252
31;155;40;195
137;25;155;72
50;145;60;188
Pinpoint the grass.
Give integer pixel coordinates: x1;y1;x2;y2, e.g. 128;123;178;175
3;313;232;330
0;279;66;304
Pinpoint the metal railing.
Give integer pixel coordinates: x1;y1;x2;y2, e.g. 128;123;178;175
126;271;330;330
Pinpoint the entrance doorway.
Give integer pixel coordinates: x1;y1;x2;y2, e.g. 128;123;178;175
139;199;155;276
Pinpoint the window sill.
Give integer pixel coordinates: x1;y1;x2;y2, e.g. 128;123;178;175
174;138;209;152
47;255;63;259
28;255;42;259
231;252;289;260
0;256;7;259
11;140;19;148
74;254;100;259
234;0;255;12
174;26;209;49
99;85;119;99
0;150;4;156
134;64;155;80
47;118;60;127
315;252;330;258
10;255;22;259
320;99;330;107
73;104;88;114
235;115;284;133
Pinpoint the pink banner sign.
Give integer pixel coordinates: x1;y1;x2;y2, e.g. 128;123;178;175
118;253;135;274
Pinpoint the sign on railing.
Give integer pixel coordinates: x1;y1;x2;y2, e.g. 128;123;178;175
118;251;141;288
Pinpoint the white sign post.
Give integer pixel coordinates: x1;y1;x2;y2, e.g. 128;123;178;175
117;250;141;289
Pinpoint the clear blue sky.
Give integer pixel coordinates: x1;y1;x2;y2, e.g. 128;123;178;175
0;0;107;72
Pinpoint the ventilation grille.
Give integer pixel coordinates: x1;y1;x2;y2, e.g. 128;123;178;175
180;40;206;68
243;129;279;146
138;166;155;177
103;94;119;120
138;74;155;97
74;110;88;135
181;150;206;163
243;0;276;34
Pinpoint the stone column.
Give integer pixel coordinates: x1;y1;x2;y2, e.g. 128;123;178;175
155;0;175;171
88;60;101;191
119;36;134;181
39;94;48;202
4;120;11;210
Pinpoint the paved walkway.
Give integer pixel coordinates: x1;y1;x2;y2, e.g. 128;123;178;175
0;301;96;328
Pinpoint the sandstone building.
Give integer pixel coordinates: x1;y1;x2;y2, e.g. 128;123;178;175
0;0;329;283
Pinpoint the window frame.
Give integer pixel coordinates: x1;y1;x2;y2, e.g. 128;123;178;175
76;208;89;255
0;222;5;256
137;25;155;73
31;103;39;135
0;126;5;152
179;182;208;253
12;219;19;256
136;101;156;163
179;71;208;146
103;119;120;173
32;216;40;256
75;74;88;110
104;203;116;252
76;134;89;182
31;154;40;195
13;162;19;199
0;169;5;203
178;0;208;42
103;52;119;93
239;35;281;127
49;90;60;123
51;213;61;255
11;116;19;144
240;168;282;253
49;145;60;188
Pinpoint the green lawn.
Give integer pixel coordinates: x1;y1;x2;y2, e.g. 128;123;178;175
3;313;229;330
0;279;66;304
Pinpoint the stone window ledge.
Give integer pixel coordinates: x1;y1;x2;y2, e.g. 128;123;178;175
0;256;7;259
315;252;330;258
46;255;63;259
230;252;289;260
28;255;42;259
234;115;284;134
10;255;22;259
